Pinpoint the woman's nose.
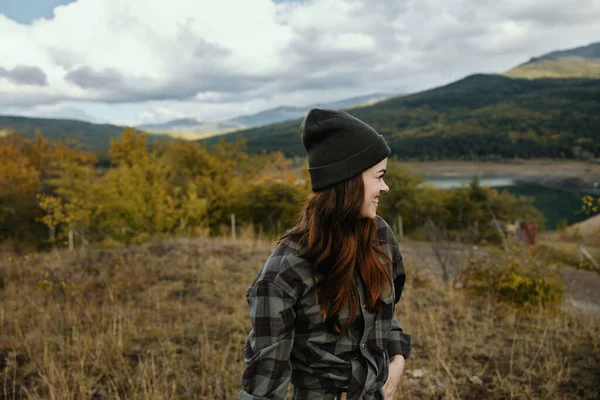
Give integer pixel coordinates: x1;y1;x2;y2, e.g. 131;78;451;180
381;180;389;193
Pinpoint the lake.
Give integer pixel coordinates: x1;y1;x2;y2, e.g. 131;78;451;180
425;176;592;229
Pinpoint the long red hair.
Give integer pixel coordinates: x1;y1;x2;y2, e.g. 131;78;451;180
281;175;392;332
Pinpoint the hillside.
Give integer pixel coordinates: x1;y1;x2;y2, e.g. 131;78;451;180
506;41;600;79
0;115;171;152
209;74;600;160
566;213;600;242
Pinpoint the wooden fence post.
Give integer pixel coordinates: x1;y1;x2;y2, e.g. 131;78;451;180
68;226;74;252
231;213;236;239
397;215;403;238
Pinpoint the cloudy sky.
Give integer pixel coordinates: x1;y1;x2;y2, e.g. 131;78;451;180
1;0;599;126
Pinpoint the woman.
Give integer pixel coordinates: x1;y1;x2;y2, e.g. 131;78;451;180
239;109;411;400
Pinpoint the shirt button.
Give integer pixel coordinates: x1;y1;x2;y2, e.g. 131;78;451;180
362;304;367;310
361;343;366;349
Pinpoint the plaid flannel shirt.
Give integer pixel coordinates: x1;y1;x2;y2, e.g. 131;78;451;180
239;217;412;400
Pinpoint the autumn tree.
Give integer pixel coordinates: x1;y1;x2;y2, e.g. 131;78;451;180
230;181;307;234
43;142;98;250
109;127;149;167
0;134;43;247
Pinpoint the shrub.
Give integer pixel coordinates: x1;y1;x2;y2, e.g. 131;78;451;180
458;246;564;308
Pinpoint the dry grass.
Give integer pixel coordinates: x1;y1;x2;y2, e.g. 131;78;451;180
537;224;600;273
1;237;599;399
565;214;600;246
537;239;600;270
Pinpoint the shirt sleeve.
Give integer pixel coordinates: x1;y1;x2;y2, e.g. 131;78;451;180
239;280;296;400
387;316;412;359
386;243;412;359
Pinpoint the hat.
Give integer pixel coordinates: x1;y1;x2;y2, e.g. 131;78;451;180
300;108;391;192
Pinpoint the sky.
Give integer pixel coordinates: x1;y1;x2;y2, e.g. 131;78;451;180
0;0;599;126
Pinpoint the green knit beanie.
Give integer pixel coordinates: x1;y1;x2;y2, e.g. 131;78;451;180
300;108;391;192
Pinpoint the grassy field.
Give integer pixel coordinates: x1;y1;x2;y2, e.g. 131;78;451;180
1;237;599;399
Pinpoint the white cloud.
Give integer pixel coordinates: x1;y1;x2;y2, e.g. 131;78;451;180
0;0;599;124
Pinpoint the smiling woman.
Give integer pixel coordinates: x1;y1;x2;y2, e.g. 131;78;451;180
240;109;411;400
361;159;390;220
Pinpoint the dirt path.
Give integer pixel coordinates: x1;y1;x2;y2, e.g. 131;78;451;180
397;160;600;180
559;266;600;315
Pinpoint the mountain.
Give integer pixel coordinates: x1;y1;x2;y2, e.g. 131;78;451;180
135;93;391;140
231;106;305;127
318;93;390;110
207;74;600;160
525;42;600;62
506;41;600;79
138;118;207;131
231;93;390;128
0;115;169;153
0;94;392;151
137;118;245;140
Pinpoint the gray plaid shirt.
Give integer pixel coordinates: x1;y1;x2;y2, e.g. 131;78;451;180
239;217;412;400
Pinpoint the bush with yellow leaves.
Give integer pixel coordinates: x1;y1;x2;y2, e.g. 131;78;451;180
458;245;564;308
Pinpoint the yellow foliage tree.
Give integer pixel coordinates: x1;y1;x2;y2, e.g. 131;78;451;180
36;194;64;245
46;156;98;250
93;152;186;242
109;127;149;167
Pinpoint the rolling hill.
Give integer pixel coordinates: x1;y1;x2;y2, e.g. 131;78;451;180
208;74;600;160
0;116;170;152
506;41;600;79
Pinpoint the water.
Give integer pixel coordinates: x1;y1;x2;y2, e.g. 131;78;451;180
426;176;518;189
425;176;592;229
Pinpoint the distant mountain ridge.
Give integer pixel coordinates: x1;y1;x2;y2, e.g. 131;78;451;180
527;42;600;62
140;118;208;130
506;41;600;79
0;93;392;151
139;93;391;137
138;118;245;139
209;74;600;160
230;93;390;127
231;106;305;127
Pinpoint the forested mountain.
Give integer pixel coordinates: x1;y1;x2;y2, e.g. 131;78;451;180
0;116;134;151
506;41;600;79
0;116;177;153
208;74;600;160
